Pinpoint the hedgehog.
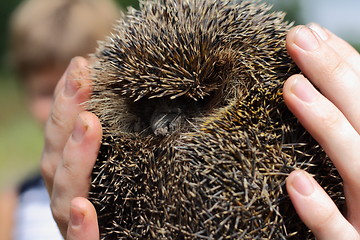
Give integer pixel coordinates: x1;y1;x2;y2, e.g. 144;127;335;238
87;0;344;239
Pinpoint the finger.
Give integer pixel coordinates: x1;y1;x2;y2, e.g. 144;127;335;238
51;111;102;236
286;170;359;240
53;57;90;100
67;197;99;240
343;184;360;232
47;57;91;152
41;57;91;193
307;23;360;75
283;75;360;186
286;25;360;132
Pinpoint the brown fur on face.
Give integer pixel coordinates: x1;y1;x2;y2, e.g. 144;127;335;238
88;0;343;239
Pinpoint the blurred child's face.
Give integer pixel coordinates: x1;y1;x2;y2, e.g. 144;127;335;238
25;66;65;126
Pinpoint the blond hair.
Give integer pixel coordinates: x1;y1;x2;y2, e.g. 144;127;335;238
9;0;120;78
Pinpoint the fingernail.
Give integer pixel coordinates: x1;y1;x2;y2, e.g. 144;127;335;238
290;76;317;103
70;205;84;227
294;26;320;51
65;76;79;97
291;171;315;196
307;23;328;41
72;115;88;142
64;60;80;97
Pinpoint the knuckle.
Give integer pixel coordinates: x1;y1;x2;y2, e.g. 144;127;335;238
310;205;337;233
40;153;56;183
40;159;51;180
317;108;342;131
61;144;75;176
49;103;67;130
61;157;73;177
326;58;347;82
50;200;68;230
43;132;54;153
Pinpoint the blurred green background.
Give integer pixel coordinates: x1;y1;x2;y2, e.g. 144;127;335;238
0;0;359;190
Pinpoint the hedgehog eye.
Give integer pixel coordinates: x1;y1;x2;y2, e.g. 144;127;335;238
150;109;182;136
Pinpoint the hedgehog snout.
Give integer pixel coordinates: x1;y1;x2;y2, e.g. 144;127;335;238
150;109;183;136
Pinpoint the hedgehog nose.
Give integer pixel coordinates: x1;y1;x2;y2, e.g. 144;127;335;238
150;111;183;136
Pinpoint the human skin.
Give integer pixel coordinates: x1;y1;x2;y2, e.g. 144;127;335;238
285;23;360;239
41;24;360;240
39;57;102;238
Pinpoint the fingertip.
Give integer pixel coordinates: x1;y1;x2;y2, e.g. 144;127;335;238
286;25;304;51
286;170;315;197
307;23;329;41
286;170;315;206
70;111;101;139
67;197;99;240
286;25;303;40
71;197;98;228
71;113;89;143
70;197;96;216
286;169;320;215
286;170;355;239
69;56;91;87
69;56;89;70
70;198;85;228
77;111;102;140
283;74;305;95
54;57;89;96
283;74;318;108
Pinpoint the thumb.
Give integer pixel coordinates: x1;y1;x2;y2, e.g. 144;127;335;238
66;197;99;240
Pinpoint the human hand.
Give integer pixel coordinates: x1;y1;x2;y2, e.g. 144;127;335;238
284;24;360;239
40;57;102;238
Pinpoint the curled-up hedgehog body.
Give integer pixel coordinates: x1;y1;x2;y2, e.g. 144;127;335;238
88;0;344;239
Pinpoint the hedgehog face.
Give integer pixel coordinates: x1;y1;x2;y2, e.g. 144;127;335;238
127;96;207;136
88;1;343;239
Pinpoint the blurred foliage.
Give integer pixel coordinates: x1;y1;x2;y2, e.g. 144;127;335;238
267;0;303;24
352;43;360;52
0;0;22;71
117;0;139;9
